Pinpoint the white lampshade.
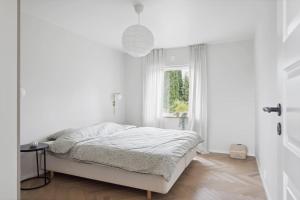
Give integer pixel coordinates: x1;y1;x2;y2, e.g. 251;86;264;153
116;93;122;100
122;24;154;57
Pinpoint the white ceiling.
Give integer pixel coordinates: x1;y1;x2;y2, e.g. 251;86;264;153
21;0;272;50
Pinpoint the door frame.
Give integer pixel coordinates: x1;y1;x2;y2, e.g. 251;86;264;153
17;0;21;198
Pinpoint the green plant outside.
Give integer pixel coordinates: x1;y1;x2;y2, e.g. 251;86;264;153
164;70;189;116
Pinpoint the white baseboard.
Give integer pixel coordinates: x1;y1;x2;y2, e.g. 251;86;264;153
209;149;255;157
21;170;45;181
256;159;272;200
21;172;36;181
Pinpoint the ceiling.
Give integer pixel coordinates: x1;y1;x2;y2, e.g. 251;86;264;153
21;0;272;50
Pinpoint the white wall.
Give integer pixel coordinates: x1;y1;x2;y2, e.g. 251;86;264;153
164;47;189;66
207;40;255;155
124;41;255;155
124;55;142;126
254;2;279;200
21;14;125;179
0;0;18;199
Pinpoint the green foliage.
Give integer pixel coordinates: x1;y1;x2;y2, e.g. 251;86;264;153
172;100;189;114
168;70;182;111
165;70;189;114
182;75;189;102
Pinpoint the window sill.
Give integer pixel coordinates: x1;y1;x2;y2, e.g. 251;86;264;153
163;116;180;119
162;115;189;119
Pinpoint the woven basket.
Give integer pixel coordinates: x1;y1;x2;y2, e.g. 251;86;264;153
229;144;247;159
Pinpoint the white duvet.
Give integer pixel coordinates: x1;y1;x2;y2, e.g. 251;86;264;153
49;122;203;180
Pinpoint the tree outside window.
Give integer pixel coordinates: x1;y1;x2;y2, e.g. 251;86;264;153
163;67;189;117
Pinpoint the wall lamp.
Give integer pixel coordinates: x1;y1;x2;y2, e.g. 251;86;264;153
112;92;122;115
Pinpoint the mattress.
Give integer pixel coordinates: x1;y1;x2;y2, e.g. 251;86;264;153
48;123;202;181
47;147;197;194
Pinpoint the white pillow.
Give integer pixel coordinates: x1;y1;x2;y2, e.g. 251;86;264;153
49;123;137;154
47;128;75;141
92;122;136;135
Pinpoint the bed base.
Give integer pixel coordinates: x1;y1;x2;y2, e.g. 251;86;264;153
47;148;196;199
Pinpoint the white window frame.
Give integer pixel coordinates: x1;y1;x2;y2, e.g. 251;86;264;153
160;65;189;118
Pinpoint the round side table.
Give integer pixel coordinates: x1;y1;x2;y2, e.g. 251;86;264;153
20;143;51;190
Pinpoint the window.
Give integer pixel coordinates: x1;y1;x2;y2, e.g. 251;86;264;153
162;67;189;117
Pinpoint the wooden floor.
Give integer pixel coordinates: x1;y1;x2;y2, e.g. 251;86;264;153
21;153;267;200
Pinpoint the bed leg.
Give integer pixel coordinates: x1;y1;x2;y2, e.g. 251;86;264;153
49;171;54;179
146;191;152;200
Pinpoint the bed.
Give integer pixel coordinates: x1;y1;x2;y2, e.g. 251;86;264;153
46;122;203;200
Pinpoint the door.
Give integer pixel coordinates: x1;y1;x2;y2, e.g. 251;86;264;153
278;0;300;199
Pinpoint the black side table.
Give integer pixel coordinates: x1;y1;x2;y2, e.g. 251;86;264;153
20;143;51;190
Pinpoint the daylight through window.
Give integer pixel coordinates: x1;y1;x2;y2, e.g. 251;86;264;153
162;67;189;117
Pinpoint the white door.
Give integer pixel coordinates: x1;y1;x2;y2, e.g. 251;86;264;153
278;0;300;199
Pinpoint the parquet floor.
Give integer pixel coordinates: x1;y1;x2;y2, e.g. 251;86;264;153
21;153;267;200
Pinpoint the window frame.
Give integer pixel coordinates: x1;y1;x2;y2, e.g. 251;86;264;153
160;65;190;118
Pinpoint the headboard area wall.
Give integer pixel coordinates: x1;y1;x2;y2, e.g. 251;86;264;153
20;14;126;179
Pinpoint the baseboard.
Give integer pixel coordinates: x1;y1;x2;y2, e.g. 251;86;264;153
21;172;36;181
21;170;45;181
209;149;255;157
256;159;272;200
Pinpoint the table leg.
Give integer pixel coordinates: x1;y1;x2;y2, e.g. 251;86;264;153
36;150;39;177
44;149;47;184
147;191;152;200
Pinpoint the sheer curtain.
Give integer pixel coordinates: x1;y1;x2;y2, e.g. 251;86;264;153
142;49;164;127
188;44;208;153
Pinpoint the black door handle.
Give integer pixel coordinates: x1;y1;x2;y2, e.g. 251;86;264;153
263;103;281;116
277;122;282;136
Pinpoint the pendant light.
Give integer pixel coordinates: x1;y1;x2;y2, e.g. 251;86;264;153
122;3;154;57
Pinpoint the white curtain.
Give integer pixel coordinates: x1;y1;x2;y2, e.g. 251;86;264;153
142;49;164;127
188;44;208;153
